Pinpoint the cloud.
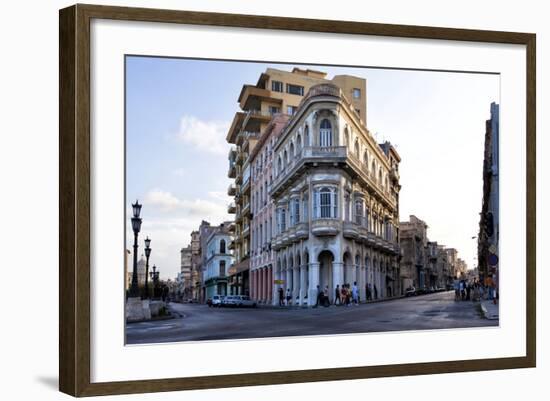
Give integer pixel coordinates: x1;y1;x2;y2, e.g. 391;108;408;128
176;115;230;155
144;189;229;217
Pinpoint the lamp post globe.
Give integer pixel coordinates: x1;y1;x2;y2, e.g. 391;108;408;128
144;236;152;299
129;200;142;298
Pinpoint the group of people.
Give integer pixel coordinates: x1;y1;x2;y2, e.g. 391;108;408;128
453;277;498;304
277;282;381;308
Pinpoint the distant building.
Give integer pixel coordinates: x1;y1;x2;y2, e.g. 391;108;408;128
203;222;234;299
180;245;193;299
399;216;428;291
478;102;499;290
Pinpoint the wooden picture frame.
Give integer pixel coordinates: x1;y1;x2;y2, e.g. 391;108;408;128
59;3;536;397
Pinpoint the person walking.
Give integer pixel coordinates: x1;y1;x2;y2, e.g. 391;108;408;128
286;288;292;306
278;286;284;307
334;285;341;305
352;282;359;305
314;285;321;307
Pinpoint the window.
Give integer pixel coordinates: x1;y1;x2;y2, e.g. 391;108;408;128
363;151;369;165
314;187;338;219
355;109;361;116
302;193;309;221
353;88;361;98
355;199;363;225
272;80;283;92
220;239;226;254
286;83;304;96
290;142;295;158
219;261;226;277
304;125;309;146
287;105;297;115
290;198;300;225
277;157;282;175
268;106;280;114
319;119;332;147
278;207;287;233
296;134;302;153
354;140;360;158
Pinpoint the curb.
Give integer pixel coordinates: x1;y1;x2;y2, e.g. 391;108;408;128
480;302;499;320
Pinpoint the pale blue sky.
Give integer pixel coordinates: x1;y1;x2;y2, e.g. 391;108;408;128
126;56;499;280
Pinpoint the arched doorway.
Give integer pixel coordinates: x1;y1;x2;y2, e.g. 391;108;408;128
318;250;334;302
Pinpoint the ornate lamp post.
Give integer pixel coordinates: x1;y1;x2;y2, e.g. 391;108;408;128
129;200;142;298
144;236;152;299
150;265;159;298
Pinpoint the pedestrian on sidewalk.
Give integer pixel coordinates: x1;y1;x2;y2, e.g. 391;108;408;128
366;283;372;301
373;284;378;300
278;287;284;307
352;282;359;305
314;285;321;307
286;288;292;306
334;285;341;305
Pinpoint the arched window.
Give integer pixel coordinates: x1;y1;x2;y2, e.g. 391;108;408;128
220;239;226;254
284;149;288;165
379;168;383;184
314;186;338;218
278;207;287;233
290;197;300;226
296;134;302;153
290;142;295;159
371;161;376;177
319;119;333;147
277;156;282;175
363;150;368;165
304;125;310;146
219;260;226;277
302;192;309;221
354;140;360;158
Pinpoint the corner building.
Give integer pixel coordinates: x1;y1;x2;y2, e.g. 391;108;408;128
270;82;401;306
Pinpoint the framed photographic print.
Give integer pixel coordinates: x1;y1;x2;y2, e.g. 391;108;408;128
59;4;536;397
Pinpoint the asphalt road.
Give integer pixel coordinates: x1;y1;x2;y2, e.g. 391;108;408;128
125;291;498;344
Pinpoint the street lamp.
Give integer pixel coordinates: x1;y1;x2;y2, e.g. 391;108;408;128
150;265;159;298
144;236;152;299
129;200;142;298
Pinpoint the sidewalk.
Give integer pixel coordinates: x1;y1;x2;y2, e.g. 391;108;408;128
480;300;499;320
256;295;405;309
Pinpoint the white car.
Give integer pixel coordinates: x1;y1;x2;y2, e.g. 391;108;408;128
222;295;257;308
209;295;225;307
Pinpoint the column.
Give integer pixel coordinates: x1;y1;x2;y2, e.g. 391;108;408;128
292;266;300;304
359;264;366;302
262;267;267;302
332;261;344;303
299;265;307;306
268;266;272;303
308;262;320;306
286;268;292;297
260;268;265;302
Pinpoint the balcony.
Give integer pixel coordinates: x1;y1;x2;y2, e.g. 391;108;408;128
227;183;236;196
390;167;400;181
238;85;283;110
242;202;250;216
227;202;236;214
311;218;340;236
343;221;360;240
242;109;276;132
228;163;236;178
295;222;309;240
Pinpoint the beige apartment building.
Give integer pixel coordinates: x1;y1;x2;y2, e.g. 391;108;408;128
226;67;368;298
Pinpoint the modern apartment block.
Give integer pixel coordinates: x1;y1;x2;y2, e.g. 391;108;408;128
269;82;401;306
226;68;369;300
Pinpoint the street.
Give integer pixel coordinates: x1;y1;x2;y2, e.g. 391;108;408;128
125;291;498;344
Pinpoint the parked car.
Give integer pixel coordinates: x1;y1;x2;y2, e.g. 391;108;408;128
405;286;416;297
222;295;257;308
210;295;225;307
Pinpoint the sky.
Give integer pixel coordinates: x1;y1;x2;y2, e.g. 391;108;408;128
125;56;499;280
